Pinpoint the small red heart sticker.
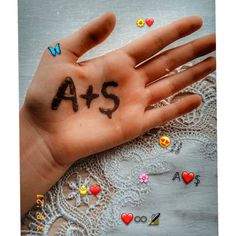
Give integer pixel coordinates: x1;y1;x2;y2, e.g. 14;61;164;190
182;171;195;184
146;18;154;27
121;213;133;225
89;185;101;196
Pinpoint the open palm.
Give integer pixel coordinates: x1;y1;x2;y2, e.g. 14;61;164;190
21;12;215;166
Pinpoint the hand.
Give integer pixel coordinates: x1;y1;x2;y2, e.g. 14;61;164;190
20;12;215;215
21;12;215;166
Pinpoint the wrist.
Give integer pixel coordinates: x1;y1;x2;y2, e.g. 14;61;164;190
20;107;69;216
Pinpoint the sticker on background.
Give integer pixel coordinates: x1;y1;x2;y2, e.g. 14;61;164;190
172;171;201;187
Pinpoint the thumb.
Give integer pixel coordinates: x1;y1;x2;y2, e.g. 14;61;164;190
61;12;116;57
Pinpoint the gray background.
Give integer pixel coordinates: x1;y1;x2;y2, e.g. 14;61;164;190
19;1;217;235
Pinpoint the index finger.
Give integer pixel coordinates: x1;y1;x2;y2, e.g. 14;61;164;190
121;16;203;65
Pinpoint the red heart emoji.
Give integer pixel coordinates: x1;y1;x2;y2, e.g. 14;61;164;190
121;213;133;225
90;185;101;196
182;171;195;184
146;18;154;27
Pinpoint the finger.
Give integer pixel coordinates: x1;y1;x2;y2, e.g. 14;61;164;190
145;57;216;106
143;95;201;132
61;12;116;57
121;16;203;65
140;34;216;84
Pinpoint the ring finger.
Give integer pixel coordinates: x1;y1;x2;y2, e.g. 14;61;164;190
145;56;216;107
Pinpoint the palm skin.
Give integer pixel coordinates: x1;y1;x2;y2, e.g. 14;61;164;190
22;49;150;165
21;12;216;166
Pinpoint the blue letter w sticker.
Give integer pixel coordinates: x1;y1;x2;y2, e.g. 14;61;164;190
48;43;61;57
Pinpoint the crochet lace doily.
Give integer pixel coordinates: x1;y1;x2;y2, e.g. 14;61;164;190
21;63;216;235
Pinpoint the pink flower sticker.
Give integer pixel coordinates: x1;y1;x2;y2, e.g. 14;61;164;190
139;173;149;183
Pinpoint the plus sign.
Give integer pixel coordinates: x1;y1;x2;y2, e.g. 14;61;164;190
80;85;99;108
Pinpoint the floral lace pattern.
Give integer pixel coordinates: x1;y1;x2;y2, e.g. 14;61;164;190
21;63;216;236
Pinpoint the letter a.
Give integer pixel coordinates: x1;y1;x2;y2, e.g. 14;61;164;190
51;77;78;112
172;172;181;182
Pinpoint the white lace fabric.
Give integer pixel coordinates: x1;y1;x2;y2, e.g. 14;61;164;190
21;63;217;236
